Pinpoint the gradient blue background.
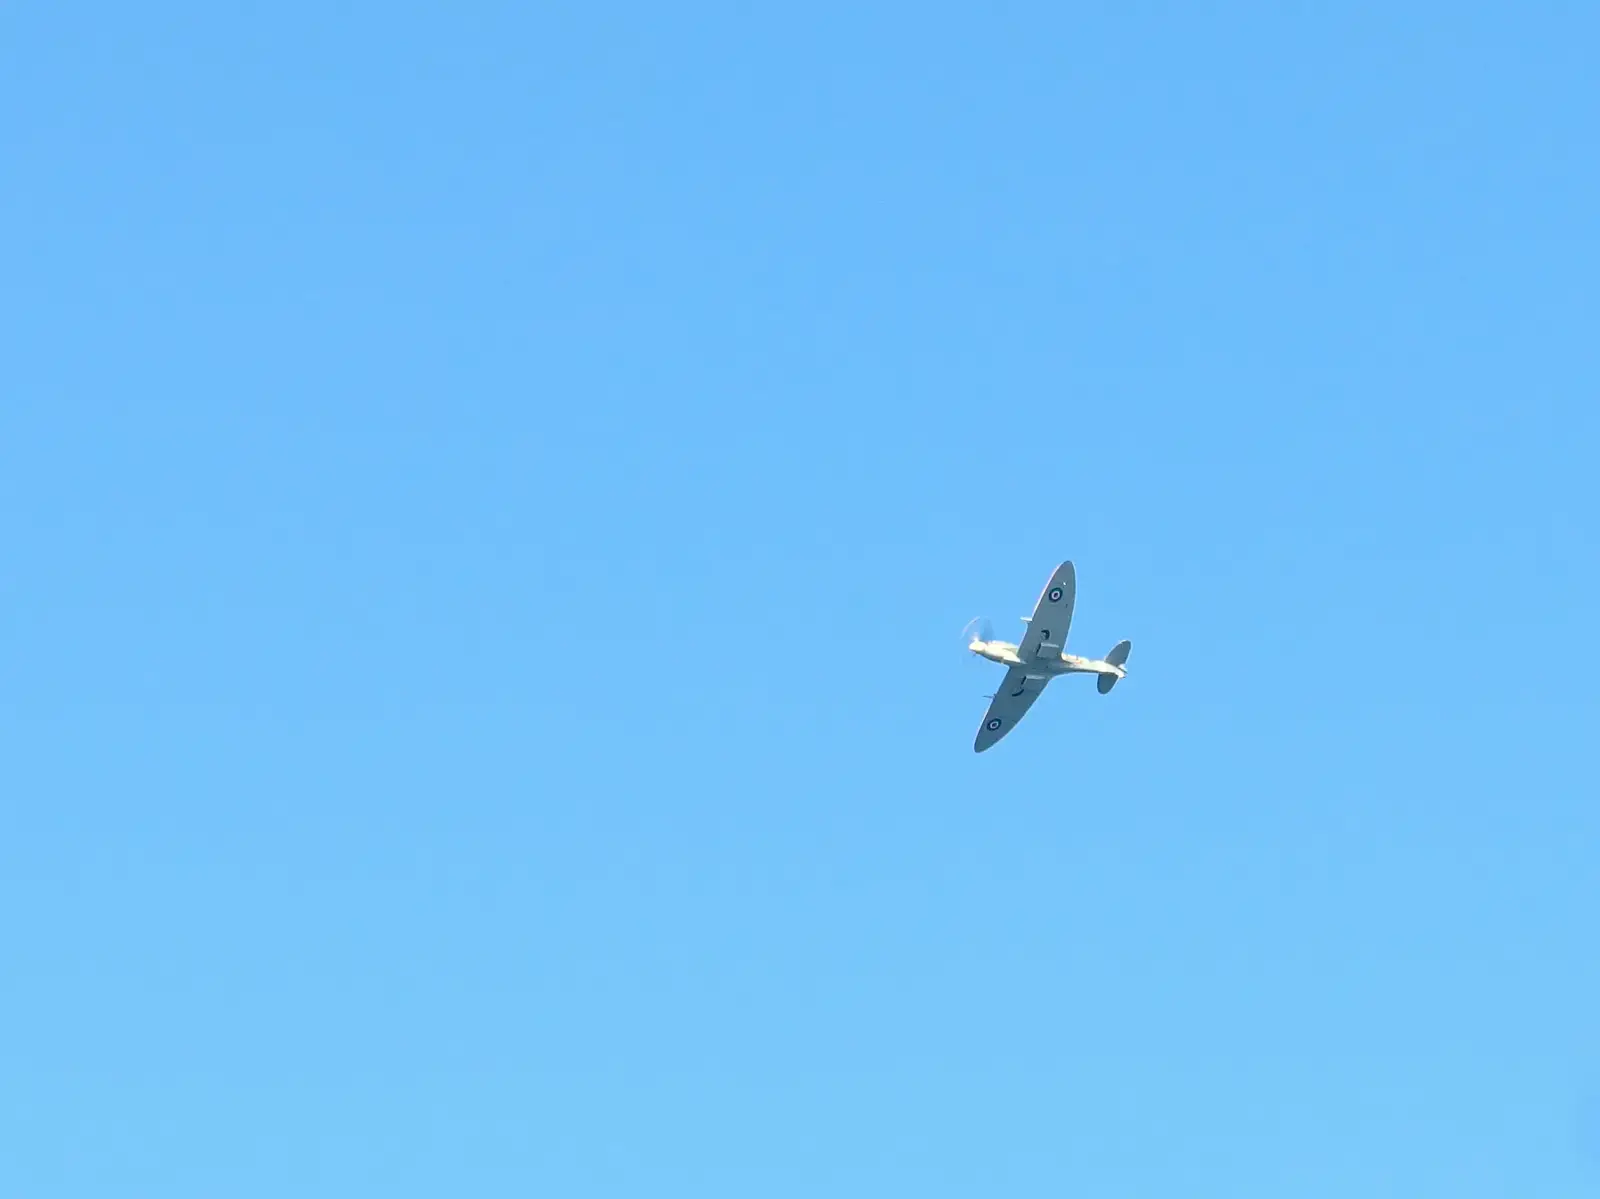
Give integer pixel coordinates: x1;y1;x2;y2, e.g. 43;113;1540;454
5;3;1597;1194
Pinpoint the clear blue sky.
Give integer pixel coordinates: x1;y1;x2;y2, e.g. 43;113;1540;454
5;3;1597;1194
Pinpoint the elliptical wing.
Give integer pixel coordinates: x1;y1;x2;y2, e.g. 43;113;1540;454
974;668;1049;752
1015;561;1075;663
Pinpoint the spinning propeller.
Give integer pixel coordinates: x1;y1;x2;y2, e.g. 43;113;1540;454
961;616;995;652
962;616;999;699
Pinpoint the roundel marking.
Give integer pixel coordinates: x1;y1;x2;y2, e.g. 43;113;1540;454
1048;586;1063;602
986;717;1002;731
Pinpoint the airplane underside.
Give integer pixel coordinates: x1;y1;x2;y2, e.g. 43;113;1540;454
966;560;1132;751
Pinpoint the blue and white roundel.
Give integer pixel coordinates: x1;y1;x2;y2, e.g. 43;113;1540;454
986;717;1002;731
1048;586;1063;602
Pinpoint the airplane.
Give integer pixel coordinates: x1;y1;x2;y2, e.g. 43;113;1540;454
964;560;1131;752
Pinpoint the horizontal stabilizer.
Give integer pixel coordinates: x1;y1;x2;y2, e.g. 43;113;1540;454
1098;640;1131;694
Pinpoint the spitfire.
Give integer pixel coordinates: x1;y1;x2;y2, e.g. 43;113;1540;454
965;560;1131;752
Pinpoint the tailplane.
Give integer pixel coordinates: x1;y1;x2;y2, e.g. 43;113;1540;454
1097;639;1132;694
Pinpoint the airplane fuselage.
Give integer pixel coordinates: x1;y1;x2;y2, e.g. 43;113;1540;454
968;639;1125;681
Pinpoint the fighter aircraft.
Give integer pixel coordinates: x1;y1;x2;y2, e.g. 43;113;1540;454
963;560;1131;752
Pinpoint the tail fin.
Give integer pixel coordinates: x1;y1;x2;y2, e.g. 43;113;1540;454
1097;640;1131;694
